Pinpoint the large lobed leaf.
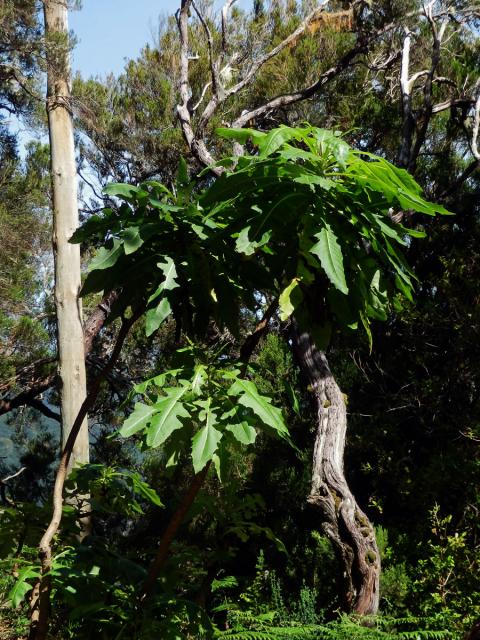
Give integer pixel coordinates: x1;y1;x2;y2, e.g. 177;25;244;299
227;378;288;437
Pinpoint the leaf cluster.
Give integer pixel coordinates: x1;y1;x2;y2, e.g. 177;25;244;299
120;349;289;476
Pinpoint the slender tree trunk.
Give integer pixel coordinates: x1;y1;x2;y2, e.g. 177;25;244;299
292;325;380;615
44;0;89;472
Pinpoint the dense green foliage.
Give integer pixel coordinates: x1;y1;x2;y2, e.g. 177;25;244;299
1;1;479;639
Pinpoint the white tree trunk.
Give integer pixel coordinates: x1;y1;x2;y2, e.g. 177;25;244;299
44;0;89;472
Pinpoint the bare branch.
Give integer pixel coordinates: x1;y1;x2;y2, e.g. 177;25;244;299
196;1;333;134
407;70;430;92
232;44;363;130
29;310;141;639
221;0;237;54
0;467;27;506
1;467;27;485
77;166;105;202
0;291;121;421
192;79;212;112
472;92;480;161
228;1;332;98
25;398;61;422
439;159;480;199
432;97;475;114
191;0;223;99
176;0;220;171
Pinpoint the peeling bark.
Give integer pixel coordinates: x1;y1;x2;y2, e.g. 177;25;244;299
292;325;380;615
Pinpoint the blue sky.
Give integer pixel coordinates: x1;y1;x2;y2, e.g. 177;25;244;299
69;0;175;77
69;0;251;78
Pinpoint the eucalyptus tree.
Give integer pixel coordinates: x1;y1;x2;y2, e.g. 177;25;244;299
42;0;89;475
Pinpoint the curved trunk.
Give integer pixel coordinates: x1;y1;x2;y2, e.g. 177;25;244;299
292;326;380;615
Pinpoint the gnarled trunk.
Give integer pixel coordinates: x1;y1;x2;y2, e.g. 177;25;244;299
292;326;380;615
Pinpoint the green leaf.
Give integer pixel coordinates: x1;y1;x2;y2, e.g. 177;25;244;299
191;365;207;395
215;127;265;145
395;273;414;302
279;278;303;321
123;471;163;507
226;422;257;445
146;386;191;448
145;298;172;337
235;226;271;256
399;224;426;238
158;257;180;292
227;378;288;437
147;257;179;305
310;224;349;294
211;576;238;592
360;310;373;352
176;156;189;187
103;182;141;200
88;239;123;272
191;399;222;473
293;173;335;189
256;125;302;157
120;226;143;255
284;380;300;415
120;402;156;437
9;566;40;608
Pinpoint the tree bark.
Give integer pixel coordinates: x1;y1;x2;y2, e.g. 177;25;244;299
44;0;89;473
292;324;380;615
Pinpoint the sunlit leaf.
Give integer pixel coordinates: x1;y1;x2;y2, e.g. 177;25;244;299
146;386;191;448
227;378;288;437
310;224;348;294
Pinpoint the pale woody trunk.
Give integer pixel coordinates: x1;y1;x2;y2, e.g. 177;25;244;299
44;0;89;471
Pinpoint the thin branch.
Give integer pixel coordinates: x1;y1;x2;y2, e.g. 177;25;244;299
28;310;141;640
77;167;104;203
239;298;278;372
0;378;57;418
192;0;222;98
439;159;480;199
83;290;119;354
0;291;120;420
197;1;332;133
140;462;211;599
471;92;480;161
228;1;332;96
221;0;237;54
431;97;475;114
398;29;414;168
176;0;219;171
25;398;61;422
232;44;364;129
1;467;27;485
192;79;212;112
139;300;279;600
0;467;27;506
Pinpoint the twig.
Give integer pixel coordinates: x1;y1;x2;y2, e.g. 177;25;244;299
221;0;237;54
0;292;120;420
232;45;364;129
28;311;140;640
471;90;480;161
0;467;27;506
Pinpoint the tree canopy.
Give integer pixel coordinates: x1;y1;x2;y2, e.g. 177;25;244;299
0;1;479;639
